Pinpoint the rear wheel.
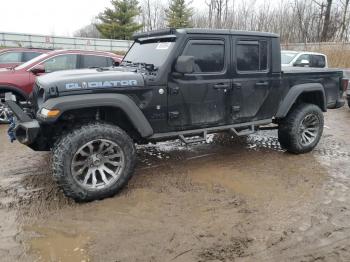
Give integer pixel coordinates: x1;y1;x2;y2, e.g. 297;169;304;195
53;123;136;202
278;103;324;154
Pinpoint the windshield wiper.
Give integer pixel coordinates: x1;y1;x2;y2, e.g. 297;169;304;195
136;62;157;72
120;61;158;72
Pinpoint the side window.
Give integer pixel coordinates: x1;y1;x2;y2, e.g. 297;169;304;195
43;54;78;73
0;52;22;63
23;52;42;62
310;55;326;68
81;55;109;68
182;40;225;73
236;40;268;72
295;54;310;65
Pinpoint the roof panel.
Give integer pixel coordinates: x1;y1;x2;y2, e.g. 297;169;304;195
133;28;279;39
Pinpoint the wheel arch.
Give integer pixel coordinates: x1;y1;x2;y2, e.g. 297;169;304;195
40;93;154;138
275;83;327;119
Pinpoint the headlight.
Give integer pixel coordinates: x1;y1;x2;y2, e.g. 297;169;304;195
40;108;60;117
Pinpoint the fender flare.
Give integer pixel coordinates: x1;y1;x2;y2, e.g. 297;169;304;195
40;93;154;138
0;85;29;100
275;83;327;118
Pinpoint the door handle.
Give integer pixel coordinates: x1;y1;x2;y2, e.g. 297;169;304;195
213;83;230;90
255;81;269;87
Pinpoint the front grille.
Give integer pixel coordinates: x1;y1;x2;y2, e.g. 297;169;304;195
31;83;41;113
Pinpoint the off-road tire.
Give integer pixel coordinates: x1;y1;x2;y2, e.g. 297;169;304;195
52;122;136;202
278;103;324;154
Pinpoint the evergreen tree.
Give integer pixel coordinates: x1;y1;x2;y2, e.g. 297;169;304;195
166;0;193;28
96;0;142;40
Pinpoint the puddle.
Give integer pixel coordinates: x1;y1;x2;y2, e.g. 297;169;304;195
186;150;325;203
24;226;90;262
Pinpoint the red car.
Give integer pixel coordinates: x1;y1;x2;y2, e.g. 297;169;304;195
0;49;123;123
0;48;51;69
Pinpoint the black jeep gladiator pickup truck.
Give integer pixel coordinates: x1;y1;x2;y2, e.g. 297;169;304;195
5;28;348;202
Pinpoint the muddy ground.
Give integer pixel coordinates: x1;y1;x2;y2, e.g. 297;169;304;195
1;107;350;262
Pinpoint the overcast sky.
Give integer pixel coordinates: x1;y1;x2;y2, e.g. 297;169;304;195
0;0;203;36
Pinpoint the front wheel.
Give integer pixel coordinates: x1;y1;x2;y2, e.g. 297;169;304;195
53;123;136;202
278;103;324;154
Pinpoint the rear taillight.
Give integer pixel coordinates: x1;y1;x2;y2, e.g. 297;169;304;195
342;78;349;92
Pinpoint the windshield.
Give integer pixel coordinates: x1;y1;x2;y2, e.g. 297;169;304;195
15;53;49;70
122;39;175;68
281;52;298;64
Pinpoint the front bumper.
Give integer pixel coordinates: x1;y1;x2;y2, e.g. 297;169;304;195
5;92;40;145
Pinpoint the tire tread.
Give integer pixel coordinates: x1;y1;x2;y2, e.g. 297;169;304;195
52;122;136;202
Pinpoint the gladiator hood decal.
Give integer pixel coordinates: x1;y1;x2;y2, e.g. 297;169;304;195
36;68;145;94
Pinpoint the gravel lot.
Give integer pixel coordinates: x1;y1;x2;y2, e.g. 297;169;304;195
1;106;350;262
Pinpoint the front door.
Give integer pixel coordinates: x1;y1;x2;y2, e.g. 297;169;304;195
230;37;274;122
167;37;231;129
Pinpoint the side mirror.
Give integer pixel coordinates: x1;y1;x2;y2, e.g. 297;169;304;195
30;64;46;75
175;56;195;74
295;59;310;67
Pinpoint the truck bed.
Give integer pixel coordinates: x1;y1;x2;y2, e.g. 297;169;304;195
282;66;343;109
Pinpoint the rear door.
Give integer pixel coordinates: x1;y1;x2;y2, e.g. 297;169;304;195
167;36;231;129
230;37;274;122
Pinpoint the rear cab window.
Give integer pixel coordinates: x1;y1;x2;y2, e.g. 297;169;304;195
182;39;225;73
236;39;269;73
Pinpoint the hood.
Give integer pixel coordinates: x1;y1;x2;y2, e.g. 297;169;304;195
36;67;145;94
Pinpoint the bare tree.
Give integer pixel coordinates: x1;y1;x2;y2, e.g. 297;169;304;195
135;0;350;43
340;0;350;41
321;0;334;41
74;20;101;38
139;0;167;31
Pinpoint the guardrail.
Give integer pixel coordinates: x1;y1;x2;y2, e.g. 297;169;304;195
0;32;133;52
